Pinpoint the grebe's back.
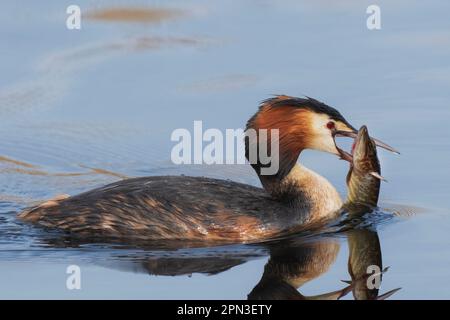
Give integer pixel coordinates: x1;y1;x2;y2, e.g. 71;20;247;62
18;176;314;241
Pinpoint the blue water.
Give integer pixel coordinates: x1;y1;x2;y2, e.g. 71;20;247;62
1;0;449;299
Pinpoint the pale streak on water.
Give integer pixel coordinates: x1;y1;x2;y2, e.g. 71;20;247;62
0;0;450;299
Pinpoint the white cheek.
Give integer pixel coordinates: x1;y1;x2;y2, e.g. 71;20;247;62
309;115;339;154
309;134;338;154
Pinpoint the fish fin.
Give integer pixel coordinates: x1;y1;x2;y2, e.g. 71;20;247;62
341;280;352;284
376;288;401;300
338;284;354;299
370;171;388;182
306;285;353;300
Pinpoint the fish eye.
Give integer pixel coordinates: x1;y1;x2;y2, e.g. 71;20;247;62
326;121;335;130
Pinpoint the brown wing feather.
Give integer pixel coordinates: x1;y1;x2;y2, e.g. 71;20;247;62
18;176;299;241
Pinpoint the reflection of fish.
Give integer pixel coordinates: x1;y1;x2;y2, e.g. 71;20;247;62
345;229;401;300
345;125;383;212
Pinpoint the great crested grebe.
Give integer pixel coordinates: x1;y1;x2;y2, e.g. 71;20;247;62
18;95;397;242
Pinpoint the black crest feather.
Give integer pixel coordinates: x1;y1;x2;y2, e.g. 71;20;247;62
259;95;353;129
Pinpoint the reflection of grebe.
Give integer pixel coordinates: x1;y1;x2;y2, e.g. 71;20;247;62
18;96;396;241
249;231;400;300
248;238;351;300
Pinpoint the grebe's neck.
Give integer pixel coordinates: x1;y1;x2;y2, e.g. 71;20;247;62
257;159;343;221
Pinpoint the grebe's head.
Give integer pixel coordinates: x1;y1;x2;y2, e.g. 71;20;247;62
245;96;397;178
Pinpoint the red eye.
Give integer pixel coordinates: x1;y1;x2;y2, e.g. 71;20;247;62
326;121;335;130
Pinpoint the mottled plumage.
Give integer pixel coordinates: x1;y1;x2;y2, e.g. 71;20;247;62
19;176;316;241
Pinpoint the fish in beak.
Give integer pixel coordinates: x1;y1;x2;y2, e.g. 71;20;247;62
332;127;399;162
345;125;384;208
